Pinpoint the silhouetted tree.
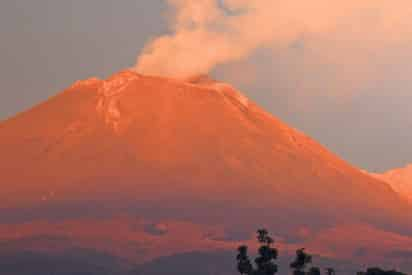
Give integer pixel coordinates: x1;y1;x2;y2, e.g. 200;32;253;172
290;248;312;275
236;229;278;275
236;229;408;275
288;248;322;275
237;245;253;275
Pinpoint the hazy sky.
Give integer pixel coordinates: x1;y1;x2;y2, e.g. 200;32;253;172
1;1;412;172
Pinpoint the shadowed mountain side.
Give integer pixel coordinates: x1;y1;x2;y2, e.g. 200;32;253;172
0;248;125;275
0;248;359;275
132;251;362;275
0;199;374;238
1;247;408;275
0;218;411;273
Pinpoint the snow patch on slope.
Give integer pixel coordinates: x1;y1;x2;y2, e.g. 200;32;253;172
213;83;249;108
96;71;141;133
71;77;101;89
183;74;249;108
91;71;250;132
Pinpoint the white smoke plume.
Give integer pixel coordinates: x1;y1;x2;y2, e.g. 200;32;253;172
135;0;412;78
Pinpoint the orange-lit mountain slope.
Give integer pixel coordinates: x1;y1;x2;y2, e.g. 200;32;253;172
369;165;412;203
0;70;411;231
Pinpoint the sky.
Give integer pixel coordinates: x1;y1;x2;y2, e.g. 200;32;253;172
1;0;412;172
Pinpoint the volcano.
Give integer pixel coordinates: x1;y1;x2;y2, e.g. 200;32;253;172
1;70;412;274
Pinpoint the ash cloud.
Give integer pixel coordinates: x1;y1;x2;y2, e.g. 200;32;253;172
135;0;412;79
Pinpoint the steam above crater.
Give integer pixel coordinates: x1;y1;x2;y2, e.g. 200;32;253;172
135;0;412;78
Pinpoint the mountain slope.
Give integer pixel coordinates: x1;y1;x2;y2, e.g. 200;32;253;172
0;70;409;221
1;70;412;273
369;165;412;203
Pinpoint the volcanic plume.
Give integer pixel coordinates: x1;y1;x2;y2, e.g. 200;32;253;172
1;71;412;273
135;0;412;79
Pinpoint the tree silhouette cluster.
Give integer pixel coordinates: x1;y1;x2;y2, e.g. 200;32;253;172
236;229;406;275
290;248;320;275
237;229;278;275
